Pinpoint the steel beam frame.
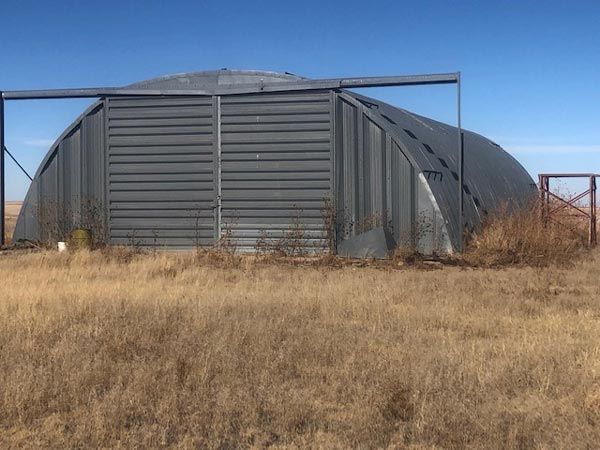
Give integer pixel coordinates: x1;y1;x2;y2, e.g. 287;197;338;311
0;94;4;245
538;173;598;246
0;72;463;249
2;73;459;100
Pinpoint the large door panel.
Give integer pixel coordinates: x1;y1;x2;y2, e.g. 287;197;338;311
220;92;333;252
106;97;216;247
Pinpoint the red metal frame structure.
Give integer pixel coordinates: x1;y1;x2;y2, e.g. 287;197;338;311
538;173;597;246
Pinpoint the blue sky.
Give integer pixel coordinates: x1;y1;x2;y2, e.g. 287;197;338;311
1;0;598;200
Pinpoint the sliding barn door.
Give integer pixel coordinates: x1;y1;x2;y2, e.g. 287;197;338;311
106;96;216;247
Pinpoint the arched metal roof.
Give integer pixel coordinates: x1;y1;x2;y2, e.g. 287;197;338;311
127;69;305;91
344;91;535;245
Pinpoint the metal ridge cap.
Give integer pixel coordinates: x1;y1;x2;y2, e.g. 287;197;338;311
2;72;459;99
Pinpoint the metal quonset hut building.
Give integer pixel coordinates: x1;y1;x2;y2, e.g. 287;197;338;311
13;70;535;255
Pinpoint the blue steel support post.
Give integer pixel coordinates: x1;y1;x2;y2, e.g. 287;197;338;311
457;73;463;252
0;92;5;247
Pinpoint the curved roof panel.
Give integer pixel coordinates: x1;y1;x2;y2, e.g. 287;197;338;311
127;69;304;92
345;91;535;245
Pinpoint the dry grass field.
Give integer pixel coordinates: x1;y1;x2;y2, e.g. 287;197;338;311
0;248;599;448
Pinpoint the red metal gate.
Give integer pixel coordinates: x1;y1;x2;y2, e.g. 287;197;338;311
538;173;597;246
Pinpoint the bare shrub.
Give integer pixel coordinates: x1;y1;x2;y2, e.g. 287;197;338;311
273;208;308;257
35;198;107;249
79;198;107;248
391;246;422;266
356;210;389;234
215;217;238;254
465;200;586;267
320;196;336;254
37;200;70;246
254;207;313;259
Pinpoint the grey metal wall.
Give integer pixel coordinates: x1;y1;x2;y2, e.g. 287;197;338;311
334;93;449;253
105;92;332;250
12;90;457;254
81;105;106;210
106;96;215;247
14;102;106;243
57;128;81;231
220;92;332;251
348;92;535;250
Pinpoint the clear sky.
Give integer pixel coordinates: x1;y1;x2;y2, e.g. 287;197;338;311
1;0;598;200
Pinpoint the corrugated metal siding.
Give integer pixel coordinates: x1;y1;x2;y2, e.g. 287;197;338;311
57;128;81;232
388;139;415;246
220;92;332;251
106;96;216;247
37;155;58;241
334;94;424;250
81;104;106;236
362;115;386;224
335;97;359;237
13;102;107;243
348;92;536;250
13;179;39;241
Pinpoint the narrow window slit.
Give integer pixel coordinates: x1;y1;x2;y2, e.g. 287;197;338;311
403;128;418;139
381;114;396;124
423;143;435;154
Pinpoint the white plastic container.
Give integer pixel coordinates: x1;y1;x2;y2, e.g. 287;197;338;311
57;242;67;252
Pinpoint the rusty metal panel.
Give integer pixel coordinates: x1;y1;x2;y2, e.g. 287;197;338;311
220;92;332;251
106;96;215;247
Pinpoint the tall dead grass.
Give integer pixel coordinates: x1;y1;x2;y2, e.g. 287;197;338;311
3;202;22;245
465;201;587;267
0;249;599;448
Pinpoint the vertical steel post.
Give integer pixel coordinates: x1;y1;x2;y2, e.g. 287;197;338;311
0;92;5;247
547;176;550;221
215;95;222;241
457;73;463;252
538;174;545;224
590;175;596;246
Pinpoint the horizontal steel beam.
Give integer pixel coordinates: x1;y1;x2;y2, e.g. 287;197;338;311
2;72;459;100
1;88;211;100
539;173;599;178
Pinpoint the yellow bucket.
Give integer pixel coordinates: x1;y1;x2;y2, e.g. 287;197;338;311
70;228;92;250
